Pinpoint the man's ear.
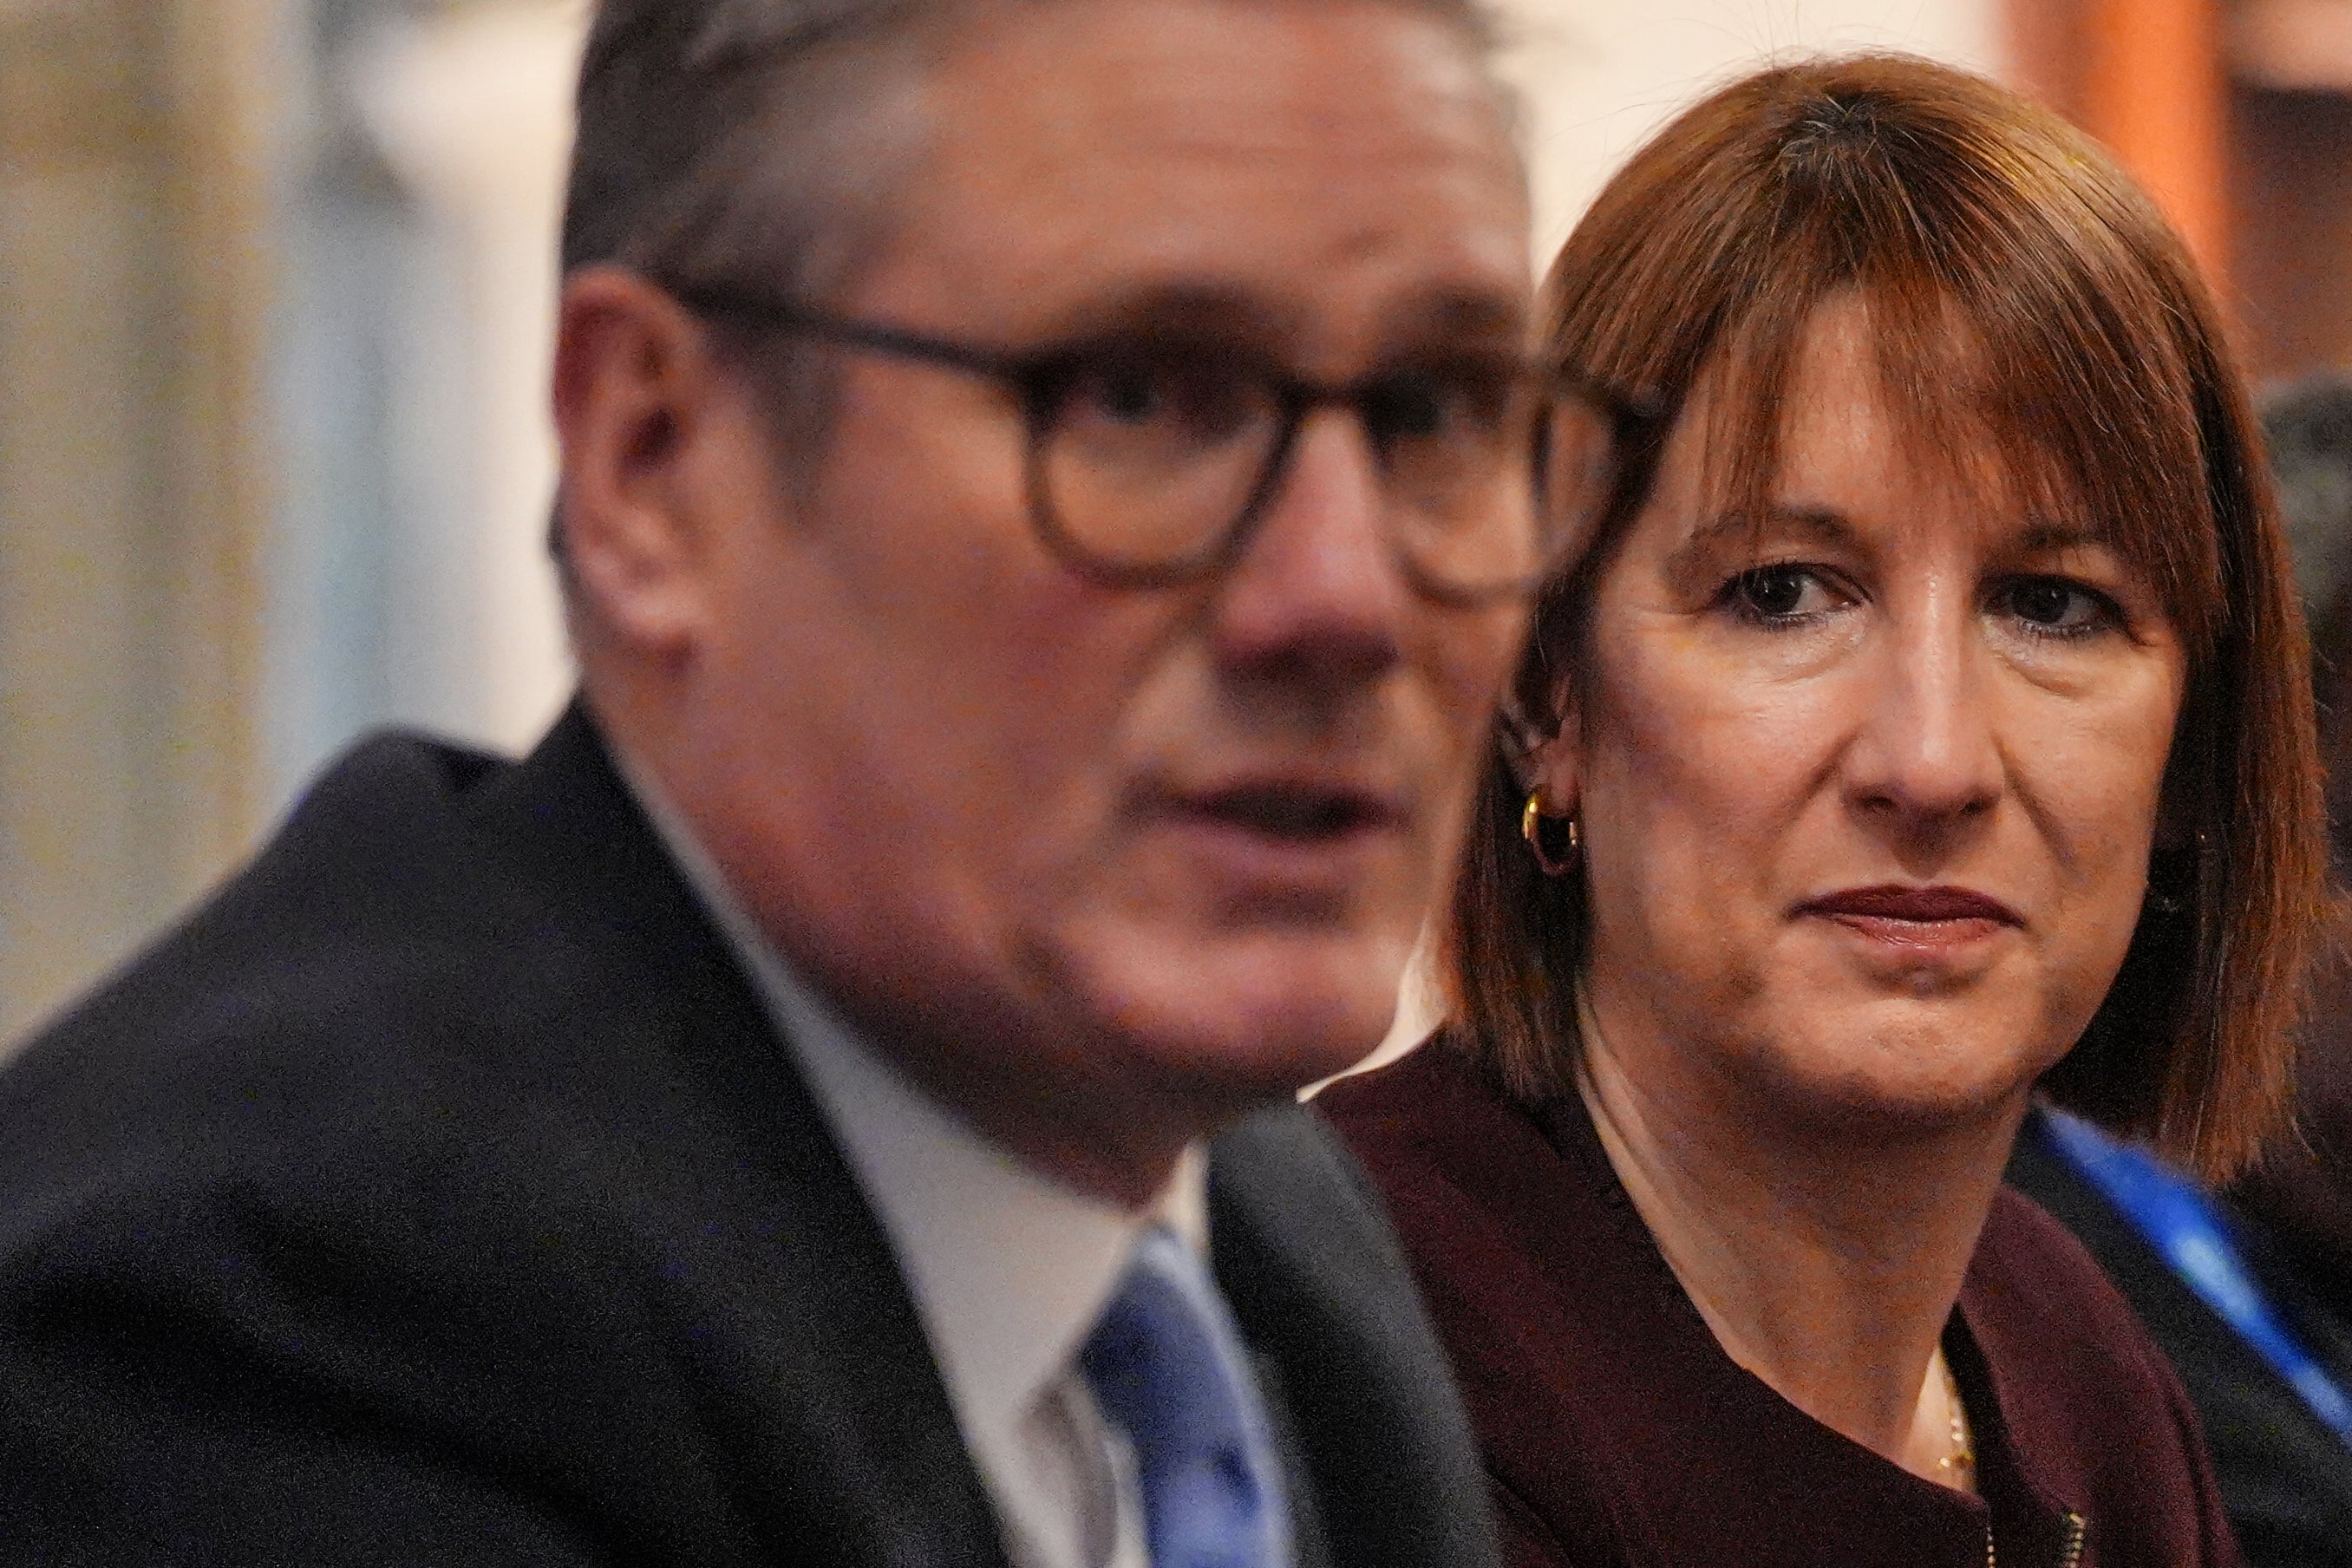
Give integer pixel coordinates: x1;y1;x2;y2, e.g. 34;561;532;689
552;265;745;657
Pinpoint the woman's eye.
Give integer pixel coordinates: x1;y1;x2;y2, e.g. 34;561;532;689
1998;576;2114;636
1727;565;1834;622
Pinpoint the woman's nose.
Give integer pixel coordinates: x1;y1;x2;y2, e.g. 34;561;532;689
1841;608;2003;834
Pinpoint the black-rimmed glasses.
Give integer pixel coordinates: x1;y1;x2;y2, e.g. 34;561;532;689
676;284;1630;606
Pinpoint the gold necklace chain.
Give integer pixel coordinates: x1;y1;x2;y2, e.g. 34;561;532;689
1937;1353;1976;1486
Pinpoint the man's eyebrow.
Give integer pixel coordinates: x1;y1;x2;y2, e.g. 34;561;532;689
1382;289;1532;352
1031;283;1302;348
1034;282;1530;358
1664;503;1859;585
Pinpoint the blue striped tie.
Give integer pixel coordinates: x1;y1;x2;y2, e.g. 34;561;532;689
1080;1225;1290;1568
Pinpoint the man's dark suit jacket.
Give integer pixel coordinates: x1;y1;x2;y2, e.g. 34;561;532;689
0;705;1499;1568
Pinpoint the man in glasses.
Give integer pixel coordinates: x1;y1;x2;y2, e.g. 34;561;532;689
0;0;1617;1561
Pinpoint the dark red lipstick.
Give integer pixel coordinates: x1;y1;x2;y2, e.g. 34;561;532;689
1798;885;2021;952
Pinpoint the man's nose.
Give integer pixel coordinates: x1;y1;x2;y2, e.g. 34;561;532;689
1205;408;1412;693
1843;606;2004;835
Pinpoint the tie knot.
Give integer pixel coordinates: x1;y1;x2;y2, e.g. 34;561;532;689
1081;1227;1290;1568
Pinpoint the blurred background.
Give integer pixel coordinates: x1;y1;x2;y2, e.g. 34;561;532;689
0;0;2334;1042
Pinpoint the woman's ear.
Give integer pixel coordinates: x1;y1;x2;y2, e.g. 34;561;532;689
1497;694;1547;794
1502;678;1582;816
2152;795;2191;854
2149;738;2205;854
1524;715;1582;820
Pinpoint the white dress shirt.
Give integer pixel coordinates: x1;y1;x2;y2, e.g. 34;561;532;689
618;757;1204;1568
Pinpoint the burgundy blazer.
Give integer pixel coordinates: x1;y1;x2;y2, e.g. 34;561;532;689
1317;1036;2243;1568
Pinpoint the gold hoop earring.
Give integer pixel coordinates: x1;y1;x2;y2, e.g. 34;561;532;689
1522;792;1580;878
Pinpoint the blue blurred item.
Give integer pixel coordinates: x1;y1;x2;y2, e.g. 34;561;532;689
1083;1225;1293;1568
2041;1108;2352;1449
2012;1107;2352;1565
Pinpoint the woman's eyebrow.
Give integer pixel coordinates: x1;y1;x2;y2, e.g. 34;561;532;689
1665;504;1859;585
2013;519;2116;555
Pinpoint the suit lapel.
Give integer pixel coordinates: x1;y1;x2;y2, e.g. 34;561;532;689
474;704;1013;1568
1211;1103;1500;1568
1246;1345;1338;1568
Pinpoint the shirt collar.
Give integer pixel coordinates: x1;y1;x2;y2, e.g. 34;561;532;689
610;746;1209;1458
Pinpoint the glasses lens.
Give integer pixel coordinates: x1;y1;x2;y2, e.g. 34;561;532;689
1038;350;1284;572
1388;376;1617;598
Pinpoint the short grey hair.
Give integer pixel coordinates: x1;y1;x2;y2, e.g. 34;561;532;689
563;0;1511;309
565;0;938;307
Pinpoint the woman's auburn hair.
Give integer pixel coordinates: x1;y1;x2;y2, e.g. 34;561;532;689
1447;53;2328;1181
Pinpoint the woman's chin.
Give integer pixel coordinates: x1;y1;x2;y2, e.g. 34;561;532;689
1720;997;2062;1139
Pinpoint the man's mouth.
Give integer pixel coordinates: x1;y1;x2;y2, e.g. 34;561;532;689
1186;783;1396;842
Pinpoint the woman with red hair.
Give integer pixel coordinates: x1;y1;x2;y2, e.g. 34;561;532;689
1323;55;2326;1568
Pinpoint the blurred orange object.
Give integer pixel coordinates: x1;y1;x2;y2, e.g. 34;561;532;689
2085;0;2231;284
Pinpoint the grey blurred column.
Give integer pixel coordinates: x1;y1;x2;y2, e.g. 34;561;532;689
268;0;578;809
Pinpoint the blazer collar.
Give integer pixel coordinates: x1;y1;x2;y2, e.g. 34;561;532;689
1522;1061;2087;1568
